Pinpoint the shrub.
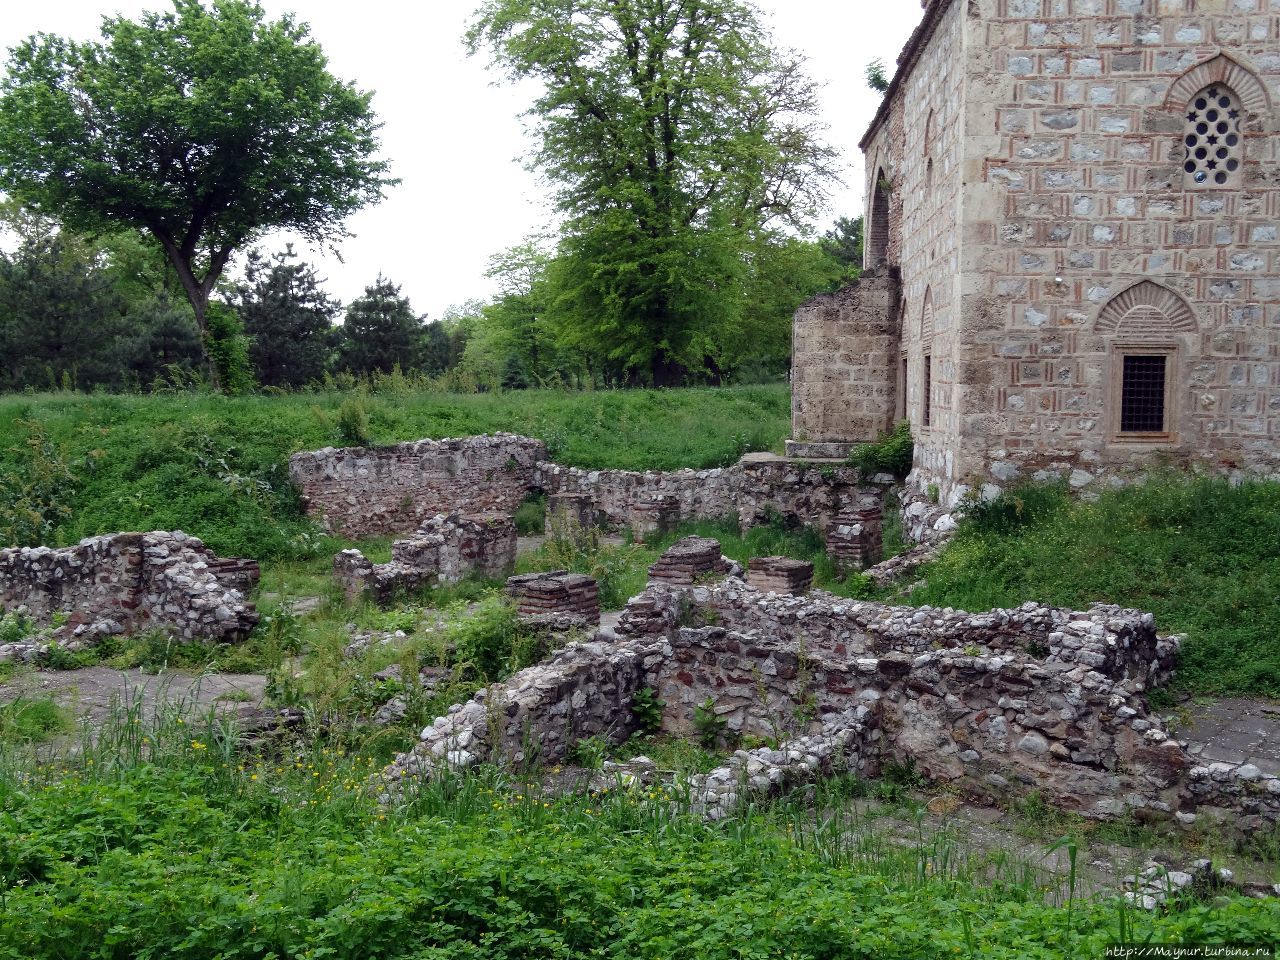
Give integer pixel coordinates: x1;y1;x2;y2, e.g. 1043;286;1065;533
336;395;372;447
847;420;913;478
631;687;665;735
0;419;78;546
514;494;547;536
694;696;727;748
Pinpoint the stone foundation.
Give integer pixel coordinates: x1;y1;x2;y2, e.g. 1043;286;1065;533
334;514;517;605
826;499;885;570
647;537;726;585
746;557;814;596
384;550;1279;832
0;532;259;655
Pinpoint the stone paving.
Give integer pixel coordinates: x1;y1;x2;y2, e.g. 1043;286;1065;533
1180;698;1280;777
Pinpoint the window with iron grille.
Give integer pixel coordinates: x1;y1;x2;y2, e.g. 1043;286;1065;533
923;355;932;428
1120;355;1167;433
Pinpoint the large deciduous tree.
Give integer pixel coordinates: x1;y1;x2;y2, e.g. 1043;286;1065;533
0;0;393;389
468;0;838;385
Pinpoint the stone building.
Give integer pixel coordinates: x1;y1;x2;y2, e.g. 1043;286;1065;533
791;0;1280;514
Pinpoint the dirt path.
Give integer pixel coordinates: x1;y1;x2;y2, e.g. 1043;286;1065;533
0;666;268;731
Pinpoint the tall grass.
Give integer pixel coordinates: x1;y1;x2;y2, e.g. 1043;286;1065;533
0;385;789;558
911;475;1280;697
2;694;1276;959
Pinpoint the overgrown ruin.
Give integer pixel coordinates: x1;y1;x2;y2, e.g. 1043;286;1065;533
383;536;1280;833
0;532;259;659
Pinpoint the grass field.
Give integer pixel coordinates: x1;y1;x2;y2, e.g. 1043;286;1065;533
1;699;1276;960
0;385;790;559
3;386;1280;956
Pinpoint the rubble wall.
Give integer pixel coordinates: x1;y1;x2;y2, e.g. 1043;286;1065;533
287;434;546;539
0;532;259;654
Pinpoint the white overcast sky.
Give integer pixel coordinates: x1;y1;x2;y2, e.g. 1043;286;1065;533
1;2;922;318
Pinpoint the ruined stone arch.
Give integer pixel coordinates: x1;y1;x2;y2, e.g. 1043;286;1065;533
866;154;890;269
1096;281;1198;337
1165;52;1271;118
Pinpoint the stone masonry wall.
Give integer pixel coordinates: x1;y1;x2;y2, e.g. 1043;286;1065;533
950;0;1280;503
334;514;517;605
291;435;878;545
789;269;902;450
288;434;545;539
0;532;259;655
386;551;1279;831
534;454;870;535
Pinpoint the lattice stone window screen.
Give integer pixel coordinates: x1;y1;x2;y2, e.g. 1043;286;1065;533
1183;85;1243;187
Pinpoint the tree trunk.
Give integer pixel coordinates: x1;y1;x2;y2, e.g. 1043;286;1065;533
189;292;223;393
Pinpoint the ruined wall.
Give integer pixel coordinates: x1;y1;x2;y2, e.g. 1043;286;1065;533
386;553;1279;831
946;0;1280;504
0;532;259;655
535;454;870;534
288;434;545;539
291;435;879;544
789;270;902;452
334;514;516;605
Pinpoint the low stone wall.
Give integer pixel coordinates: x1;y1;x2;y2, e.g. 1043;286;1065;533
384;542;1278;831
335;514;517;605
534;453;871;535
0;532;259;654
288;434;545;539
289;433;892;567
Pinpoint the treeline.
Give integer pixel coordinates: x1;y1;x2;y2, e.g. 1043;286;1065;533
0;205;862;394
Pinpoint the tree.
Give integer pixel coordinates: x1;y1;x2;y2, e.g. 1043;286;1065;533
821;216;865;274
0;0;393;389
337;276;423;377
468;0;838;385
235;246;340;388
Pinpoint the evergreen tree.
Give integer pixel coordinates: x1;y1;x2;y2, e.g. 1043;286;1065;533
235;246;340;388
337;276;423;376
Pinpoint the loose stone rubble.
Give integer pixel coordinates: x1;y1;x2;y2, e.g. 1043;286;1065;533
334;514;517;605
383;538;1280;833
0;532;259;660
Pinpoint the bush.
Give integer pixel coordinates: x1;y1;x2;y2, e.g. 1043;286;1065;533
336;395;372;447
0;419;77;546
847;420;913;478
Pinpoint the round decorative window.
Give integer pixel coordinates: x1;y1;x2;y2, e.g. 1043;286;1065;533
1183;85;1243;187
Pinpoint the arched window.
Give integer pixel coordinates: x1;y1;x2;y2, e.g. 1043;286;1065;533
1183;85;1243;187
923;110;936;191
921;287;934;341
867;166;890;269
1098;282;1198;442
